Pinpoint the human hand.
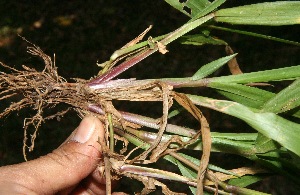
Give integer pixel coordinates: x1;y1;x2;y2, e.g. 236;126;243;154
0;116;124;194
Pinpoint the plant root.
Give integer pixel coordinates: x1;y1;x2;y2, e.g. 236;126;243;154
0;43;212;194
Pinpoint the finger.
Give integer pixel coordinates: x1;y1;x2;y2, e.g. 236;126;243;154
0;115;105;194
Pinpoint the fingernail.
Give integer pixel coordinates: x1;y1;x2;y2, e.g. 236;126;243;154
71;116;96;143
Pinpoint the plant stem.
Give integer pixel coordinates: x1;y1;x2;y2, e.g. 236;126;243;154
87;76;210;91
98;136;112;195
204;186;230;195
108;113;114;152
87;14;214;85
87;104;197;137
118;163;198;187
110;34;167;61
89;49;156;84
170;152;199;171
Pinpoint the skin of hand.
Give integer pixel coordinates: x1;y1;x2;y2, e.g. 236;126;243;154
0;115;125;195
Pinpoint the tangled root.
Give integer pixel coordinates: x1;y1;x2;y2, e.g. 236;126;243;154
0;45;98;158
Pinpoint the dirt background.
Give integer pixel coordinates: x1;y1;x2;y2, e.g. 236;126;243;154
0;0;299;194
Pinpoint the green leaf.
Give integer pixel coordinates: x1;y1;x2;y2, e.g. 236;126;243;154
208;82;274;107
214;83;300;118
179;153;240;176
191;54;237;80
211;65;300;83
186;135;256;157
215;2;300;26
180;33;228;46
190;0;226;20
212;132;257;141
175;159;197;194
218;90;267;108
161;14;214;45
168;107;185;118
262;79;300;113
188;95;300;156
228;175;264;187
164;0;210;17
186;0;211;18
255;133;280;154
208;25;300;46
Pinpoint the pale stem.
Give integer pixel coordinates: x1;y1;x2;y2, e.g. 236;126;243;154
108;113;114;152
87;104;197;137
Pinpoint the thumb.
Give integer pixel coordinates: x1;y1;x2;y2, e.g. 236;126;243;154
0;115;105;194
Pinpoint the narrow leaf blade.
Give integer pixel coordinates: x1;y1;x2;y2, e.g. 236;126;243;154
212;65;300;83
180;33;227;46
188;95;300;156
208;82;274;107
262;79;300;113
164;0;210;17
228;175;264;187
217;90;268;108
190;0;226;20
215;2;300;26
192;54;237;80
209;25;300;46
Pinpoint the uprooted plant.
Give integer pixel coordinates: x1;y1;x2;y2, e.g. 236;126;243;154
1;1;300;194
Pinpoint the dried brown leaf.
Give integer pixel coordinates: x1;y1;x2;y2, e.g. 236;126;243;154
205;167;268;185
173;92;211;195
226;45;243;75
122;25;152;48
157;41;169;54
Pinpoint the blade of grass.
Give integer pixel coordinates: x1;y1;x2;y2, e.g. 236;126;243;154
192;54;237;80
211;65;300;83
160;13;214;45
176;159;198;194
180;33;228;46
208;82;274;105
228;175;265;188
188;94;300;156
178;152;240;177
261;79;300;113
206;171;271;195
208;25;300;46
255;133;280;154
189;0;226;21
217;90;266;109
212;83;300;118
215;2;300;26
157;65;300;87
164;0;211;17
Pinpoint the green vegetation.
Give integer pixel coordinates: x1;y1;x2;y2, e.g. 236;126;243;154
1;1;300;194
